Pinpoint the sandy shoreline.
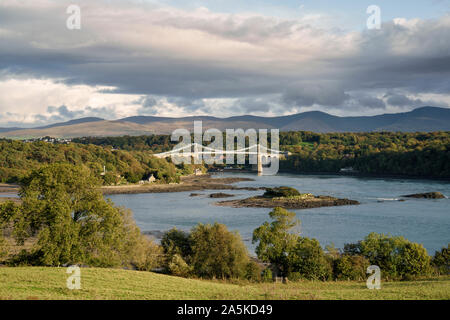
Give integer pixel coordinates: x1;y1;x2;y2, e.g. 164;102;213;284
101;174;263;195
0;175;261;197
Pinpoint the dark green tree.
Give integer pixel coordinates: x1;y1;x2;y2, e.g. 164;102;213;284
252;207;300;277
432;244;449;275
288;237;333;280
189;223;249;279
161;228;192;259
333;255;370;280
345;233;432;279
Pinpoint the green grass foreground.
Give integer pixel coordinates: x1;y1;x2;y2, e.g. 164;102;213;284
0;267;449;300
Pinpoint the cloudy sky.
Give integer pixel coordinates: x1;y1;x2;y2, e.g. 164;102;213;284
0;0;449;127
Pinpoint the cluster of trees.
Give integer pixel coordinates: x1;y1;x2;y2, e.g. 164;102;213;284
280;131;450;178
0;139;203;184
0;164;162;270
0;164;254;279
73;135;175;153
160;225;259;280
252;207;448;281
263;187;301;198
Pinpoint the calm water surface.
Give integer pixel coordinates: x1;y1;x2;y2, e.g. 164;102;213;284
107;173;450;254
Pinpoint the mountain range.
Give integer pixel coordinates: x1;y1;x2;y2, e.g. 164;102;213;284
0;107;449;138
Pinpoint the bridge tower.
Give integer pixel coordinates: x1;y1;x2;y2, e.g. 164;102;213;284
193;143;201;164
257;144;263;175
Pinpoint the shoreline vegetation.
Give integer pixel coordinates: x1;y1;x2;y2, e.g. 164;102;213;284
100;175;264;195
3;169;450;199
1;175;447;203
2;131;449;186
0;176;263;197
72;131;450;179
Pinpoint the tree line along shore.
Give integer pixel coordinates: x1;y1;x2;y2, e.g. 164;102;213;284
73;131;450;179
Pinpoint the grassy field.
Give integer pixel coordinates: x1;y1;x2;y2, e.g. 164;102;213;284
0;267;449;300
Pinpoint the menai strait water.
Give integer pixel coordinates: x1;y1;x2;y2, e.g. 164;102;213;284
106;172;450;255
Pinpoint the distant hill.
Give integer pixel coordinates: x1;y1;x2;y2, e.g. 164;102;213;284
0;127;21;133
35;117;104;129
0;107;449;138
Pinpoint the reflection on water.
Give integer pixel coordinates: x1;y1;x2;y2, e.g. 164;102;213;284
107;172;450;254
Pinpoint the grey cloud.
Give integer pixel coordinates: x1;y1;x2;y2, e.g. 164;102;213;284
40;105;115;124
158;12;303;43
84;106;116;118
34;114;48;122
355;95;386;109
166;97;205;112
384;92;448;108
134;96;159;115
385;93;423;107
282;84;350;108
142;97;158;109
351;18;450;95
47;105;83;119
235;98;274;113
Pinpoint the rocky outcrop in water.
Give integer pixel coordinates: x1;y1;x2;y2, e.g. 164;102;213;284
209;193;235;198
401;192;445;199
216;194;359;209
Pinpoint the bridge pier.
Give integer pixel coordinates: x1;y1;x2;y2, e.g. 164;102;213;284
193;143;201;164
257;145;263;175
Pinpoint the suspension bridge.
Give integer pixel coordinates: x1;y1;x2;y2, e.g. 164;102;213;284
153;143;289;173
